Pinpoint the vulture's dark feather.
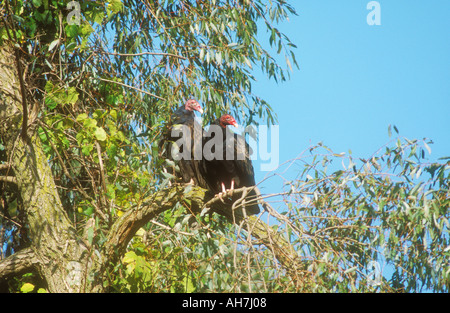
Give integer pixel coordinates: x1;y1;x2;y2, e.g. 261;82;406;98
162;100;207;188
202;114;260;215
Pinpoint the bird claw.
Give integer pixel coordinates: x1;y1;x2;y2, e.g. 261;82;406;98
216;180;236;203
221;182;227;194
217;192;226;203
214;182;227;203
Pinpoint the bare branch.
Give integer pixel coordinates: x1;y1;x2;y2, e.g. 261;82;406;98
97;77;165;100
102;51;187;60
150;220;195;236
95;141;109;213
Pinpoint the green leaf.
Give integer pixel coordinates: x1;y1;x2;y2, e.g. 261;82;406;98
110;109;118;120
66;87;79;105
76;113;88;122
106;183;116;200
123;251;138;264
108;0;123;14
215;51;222;65
244;57;252;68
21;283;35;293
65;24;79;38
286;55;292;71
94;127;107;141
82;143;94;156
86;226;94;245
424;142;432;155
83;118;97;128
93;109;105;119
199;48;205;60
32;0;42;8
184;275;195;293
62;117;74;129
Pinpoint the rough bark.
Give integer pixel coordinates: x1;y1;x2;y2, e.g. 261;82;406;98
102;185;207;263
0;44;95;292
0;248;38;280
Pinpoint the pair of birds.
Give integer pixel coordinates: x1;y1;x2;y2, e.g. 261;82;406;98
163;99;260;216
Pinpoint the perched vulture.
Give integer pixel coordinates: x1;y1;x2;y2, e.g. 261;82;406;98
202;114;260;215
164;99;207;187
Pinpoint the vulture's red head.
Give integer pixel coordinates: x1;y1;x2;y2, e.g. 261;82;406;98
184;99;203;114
219;114;238;128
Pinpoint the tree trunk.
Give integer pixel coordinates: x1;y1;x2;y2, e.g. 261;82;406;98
0;44;96;292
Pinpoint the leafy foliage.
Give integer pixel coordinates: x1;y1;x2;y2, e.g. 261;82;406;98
274;132;449;292
1;0;449;293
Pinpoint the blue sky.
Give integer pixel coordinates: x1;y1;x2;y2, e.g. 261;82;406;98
252;1;449;186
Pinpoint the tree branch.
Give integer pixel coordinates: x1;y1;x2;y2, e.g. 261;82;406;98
0;175;17;184
102;51;187;60
101;184;207;265
0;248;39;281
98;183;303;286
97;77;165;100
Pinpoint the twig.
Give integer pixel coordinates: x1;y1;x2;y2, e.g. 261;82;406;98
97;77;165;100
95;141;107;195
102;51;187;60
150;219;194;236
38;121;108;221
95;141;111;218
0;212;21;228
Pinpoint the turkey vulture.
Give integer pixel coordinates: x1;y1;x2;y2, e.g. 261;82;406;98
163;99;207;187
202;114;260;215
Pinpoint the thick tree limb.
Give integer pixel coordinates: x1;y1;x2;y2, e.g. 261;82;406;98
0;248;38;281
101;185;207;266
97;184;303;288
